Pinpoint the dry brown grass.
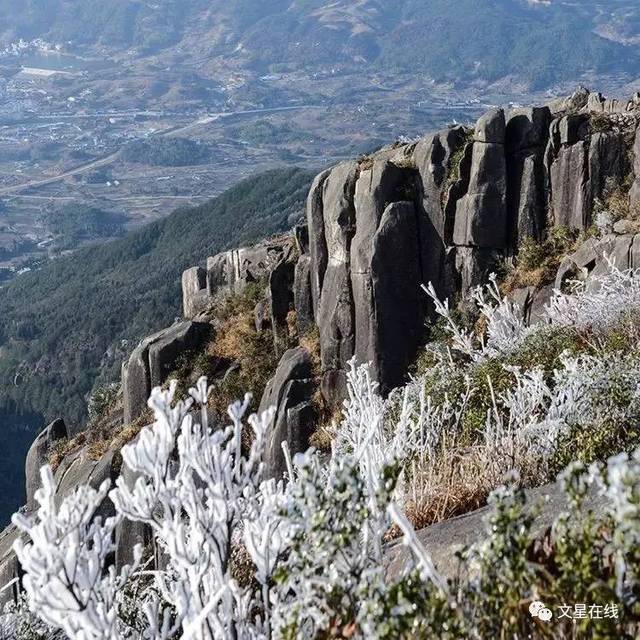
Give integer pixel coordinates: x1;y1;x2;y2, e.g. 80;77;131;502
307;387;342;453
594;178;640;225
230;542;257;590
209;311;255;361
286;309;298;341
298;326;321;375
48;432;87;471
387;432;545;539
501;227;581;296
110;408;153;452
87;439;110;461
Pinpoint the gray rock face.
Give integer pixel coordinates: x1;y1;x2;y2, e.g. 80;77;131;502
506;107;551;153
510;284;553;325
506;107;551;245
453;110;507;248
258;347;315;479
181;266;208;318
555;233;640;290
589;131;630;202
630;126;640;210
122;321;210;424
306;169;331;321
546;113;631;232
254;299;271;332
0;524;22;608
414;126;471;244
370;202;425;391
315;162;359;402
207;244;276;296
385;482;609;580
475;108;506;144
269;257;295;357
445;246;501;296
115;459;152;572
25;418;67;508
294;254;313;333
1;441;123;605
181;237;295;320
53;446;118;517
549;140;590;229
351;161;417;389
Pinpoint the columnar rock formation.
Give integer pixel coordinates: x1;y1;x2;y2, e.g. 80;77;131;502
181;237;297;319
3;88;640;605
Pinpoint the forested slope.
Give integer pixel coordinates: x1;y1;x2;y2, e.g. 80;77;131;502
0;168;314;426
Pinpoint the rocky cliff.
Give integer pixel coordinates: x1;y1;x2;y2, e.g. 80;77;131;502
3;87;640;605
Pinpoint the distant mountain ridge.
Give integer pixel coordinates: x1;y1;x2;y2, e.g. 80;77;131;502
2;1;640;88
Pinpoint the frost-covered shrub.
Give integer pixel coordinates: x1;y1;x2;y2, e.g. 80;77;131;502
11;263;640;639
12;370;443;639
406;263;640;524
11;366;640;638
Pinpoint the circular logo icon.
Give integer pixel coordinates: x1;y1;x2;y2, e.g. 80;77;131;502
529;601;553;621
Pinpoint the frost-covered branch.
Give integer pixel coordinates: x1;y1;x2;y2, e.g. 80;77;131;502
13;467;139;640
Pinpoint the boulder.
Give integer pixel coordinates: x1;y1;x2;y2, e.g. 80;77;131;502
148;322;210;389
558;114;589;146
385;482;609;581
555;234;640;290
181;266;208;319
53;446;118;520
510;285;553;325
181;237;295;320
505;107;551;153
206;245;272;296
547;86;590;114
613;219;638;235
1;442;123;605
25;418;67;508
122;321;210;424
258;348;315;479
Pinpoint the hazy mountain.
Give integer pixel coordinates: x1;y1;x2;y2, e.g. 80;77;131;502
1;1;639;88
